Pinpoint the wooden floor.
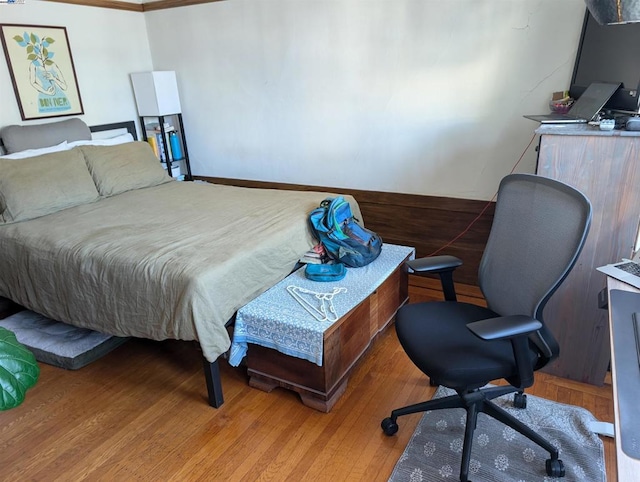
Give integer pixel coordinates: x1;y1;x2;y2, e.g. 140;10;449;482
0;278;616;481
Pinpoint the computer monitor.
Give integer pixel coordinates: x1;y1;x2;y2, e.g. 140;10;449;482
570;8;640;114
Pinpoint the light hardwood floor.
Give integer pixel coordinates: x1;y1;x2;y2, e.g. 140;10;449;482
0;278;615;481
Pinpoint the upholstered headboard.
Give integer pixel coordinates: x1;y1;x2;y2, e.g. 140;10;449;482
0;119;137;155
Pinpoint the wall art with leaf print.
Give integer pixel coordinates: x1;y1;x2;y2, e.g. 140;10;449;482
1;24;84;120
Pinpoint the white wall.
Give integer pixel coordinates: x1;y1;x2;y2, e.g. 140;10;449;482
144;0;586;200
0;0;152;131
0;1;587;201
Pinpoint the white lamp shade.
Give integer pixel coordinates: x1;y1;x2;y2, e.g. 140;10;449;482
130;71;182;116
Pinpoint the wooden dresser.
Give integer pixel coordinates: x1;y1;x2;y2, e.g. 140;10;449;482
535;124;640;385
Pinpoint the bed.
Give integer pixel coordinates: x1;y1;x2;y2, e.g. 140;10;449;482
0;118;362;407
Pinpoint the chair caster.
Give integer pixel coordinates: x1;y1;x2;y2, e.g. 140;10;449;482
381;417;398;436
513;392;527;409
545;458;565;477
429;378;438;387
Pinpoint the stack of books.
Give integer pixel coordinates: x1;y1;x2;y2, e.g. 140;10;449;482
145;121;176;163
299;244;329;264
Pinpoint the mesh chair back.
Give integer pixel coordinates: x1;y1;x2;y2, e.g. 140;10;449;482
479;174;591;359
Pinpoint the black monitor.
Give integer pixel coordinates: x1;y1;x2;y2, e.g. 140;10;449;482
570;8;640;114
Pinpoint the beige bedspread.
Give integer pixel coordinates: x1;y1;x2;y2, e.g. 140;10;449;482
0;181;361;362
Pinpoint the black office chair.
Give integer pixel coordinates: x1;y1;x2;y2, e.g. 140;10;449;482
381;173;592;482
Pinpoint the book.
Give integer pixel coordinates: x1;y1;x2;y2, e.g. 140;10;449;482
144;121;174;131
298;244;329;264
155;132;168;162
146;125;175;133
145;129;176;163
147;136;159;159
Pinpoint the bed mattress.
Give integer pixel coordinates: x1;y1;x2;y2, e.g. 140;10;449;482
0;181;360;362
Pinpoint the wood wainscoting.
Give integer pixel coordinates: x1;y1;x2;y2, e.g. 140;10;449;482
197;177;495;286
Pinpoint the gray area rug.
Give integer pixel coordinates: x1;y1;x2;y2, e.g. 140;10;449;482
388;386;605;482
0;310;127;370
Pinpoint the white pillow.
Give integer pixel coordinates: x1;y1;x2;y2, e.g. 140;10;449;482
67;133;134;148
0;141;69;159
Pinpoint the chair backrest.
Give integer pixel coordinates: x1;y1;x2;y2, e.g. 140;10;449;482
478;174;592;362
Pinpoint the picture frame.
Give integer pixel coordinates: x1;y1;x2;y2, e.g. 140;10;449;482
0;24;84;120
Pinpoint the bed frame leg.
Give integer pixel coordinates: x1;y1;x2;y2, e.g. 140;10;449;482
203;358;224;408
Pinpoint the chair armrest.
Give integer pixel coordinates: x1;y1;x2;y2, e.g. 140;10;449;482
407;255;462;302
407;255;462;273
466;315;542;341
467;315;542;389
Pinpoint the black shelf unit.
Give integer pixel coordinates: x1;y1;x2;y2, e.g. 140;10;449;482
140;113;193;181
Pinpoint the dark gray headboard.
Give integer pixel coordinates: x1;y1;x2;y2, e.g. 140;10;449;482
89;120;137;140
0;118;138;154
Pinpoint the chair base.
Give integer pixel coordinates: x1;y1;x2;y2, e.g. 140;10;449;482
382;385;564;482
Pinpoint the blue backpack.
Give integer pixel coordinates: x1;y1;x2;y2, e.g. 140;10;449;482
308;196;383;268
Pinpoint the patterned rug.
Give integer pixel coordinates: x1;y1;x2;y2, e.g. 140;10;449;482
388;386;605;482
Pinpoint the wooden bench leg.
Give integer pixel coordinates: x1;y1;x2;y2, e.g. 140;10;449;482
203;358;224;408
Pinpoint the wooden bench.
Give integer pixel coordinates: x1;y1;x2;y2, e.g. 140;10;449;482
243;247;411;412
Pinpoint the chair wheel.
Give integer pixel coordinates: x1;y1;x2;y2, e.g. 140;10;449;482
429;378;438;387
514;392;527;409
545;458;565;477
381;417;398;436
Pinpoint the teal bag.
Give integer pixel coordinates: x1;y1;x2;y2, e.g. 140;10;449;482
308;197;382;268
304;263;346;282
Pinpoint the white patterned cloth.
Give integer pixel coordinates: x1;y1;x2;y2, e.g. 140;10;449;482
229;244;414;366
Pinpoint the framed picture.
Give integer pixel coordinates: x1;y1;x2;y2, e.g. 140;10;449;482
0;24;84;120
